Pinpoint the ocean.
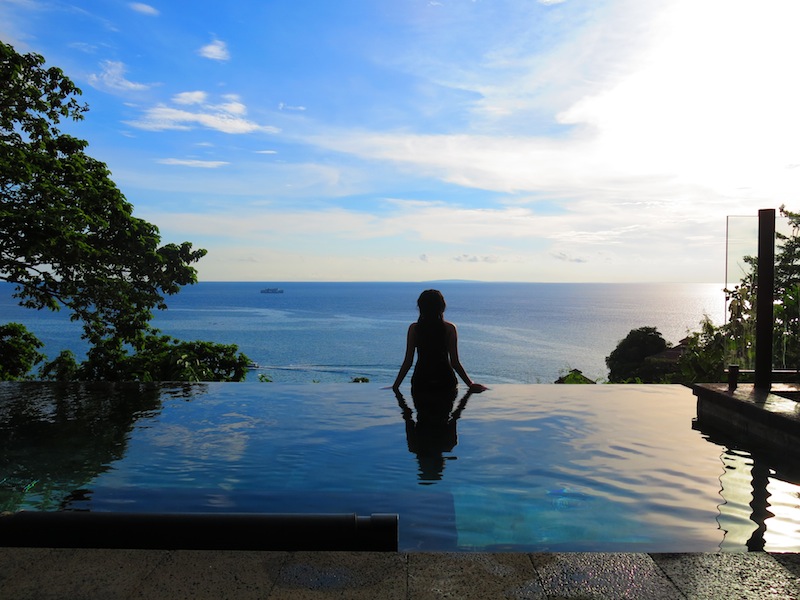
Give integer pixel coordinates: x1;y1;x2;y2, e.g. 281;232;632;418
0;281;725;384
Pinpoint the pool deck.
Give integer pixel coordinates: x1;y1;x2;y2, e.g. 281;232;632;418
693;382;800;456
3;548;800;599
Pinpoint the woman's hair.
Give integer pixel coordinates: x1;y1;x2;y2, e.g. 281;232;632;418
417;289;446;322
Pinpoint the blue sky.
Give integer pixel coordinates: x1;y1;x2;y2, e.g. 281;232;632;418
3;0;799;282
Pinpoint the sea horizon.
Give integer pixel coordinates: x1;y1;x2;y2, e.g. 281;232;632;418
0;281;727;385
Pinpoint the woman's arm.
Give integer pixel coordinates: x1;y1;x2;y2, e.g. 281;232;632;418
392;323;417;391
446;322;488;392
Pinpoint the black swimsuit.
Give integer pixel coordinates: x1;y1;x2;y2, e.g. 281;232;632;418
411;319;458;392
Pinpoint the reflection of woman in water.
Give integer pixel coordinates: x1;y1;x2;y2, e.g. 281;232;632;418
392;289;487;394
395;388;473;483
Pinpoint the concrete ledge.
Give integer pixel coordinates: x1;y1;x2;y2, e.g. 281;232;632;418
693;383;800;455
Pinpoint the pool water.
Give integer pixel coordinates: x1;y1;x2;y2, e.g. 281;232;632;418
2;382;799;552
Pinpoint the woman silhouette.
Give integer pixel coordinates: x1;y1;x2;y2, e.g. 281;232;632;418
392;289;487;394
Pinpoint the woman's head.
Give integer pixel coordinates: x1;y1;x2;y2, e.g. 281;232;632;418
417;289;446;321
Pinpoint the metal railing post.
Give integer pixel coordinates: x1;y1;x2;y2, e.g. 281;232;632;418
754;208;775;392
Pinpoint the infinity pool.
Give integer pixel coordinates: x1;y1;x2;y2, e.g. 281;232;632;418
2;382;799;551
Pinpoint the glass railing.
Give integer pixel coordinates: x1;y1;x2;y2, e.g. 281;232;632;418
725;213;798;375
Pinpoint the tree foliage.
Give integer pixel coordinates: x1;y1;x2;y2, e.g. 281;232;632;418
0;323;45;380
66;335;250;382
676;316;726;384
0;41;249;381
769;205;800;369
606;326;671;383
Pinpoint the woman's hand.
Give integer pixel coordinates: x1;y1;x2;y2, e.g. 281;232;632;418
468;383;489;393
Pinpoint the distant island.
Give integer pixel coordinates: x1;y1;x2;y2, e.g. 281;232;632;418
421;279;484;284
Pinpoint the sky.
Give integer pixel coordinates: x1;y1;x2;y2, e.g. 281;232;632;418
2;0;800;283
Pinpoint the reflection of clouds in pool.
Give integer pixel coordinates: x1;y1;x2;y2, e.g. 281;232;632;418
147;412;265;463
547;487;593;510
207;493;237;508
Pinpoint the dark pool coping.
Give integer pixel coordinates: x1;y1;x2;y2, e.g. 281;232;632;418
693;383;800;457
0;511;399;552
2;547;799;598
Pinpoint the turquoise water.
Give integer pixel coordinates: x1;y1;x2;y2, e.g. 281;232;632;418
0;281;725;384
3;382;798;552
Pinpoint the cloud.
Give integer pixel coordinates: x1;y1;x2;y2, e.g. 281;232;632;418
210;94;247;116
453;254;500;263
289;0;800;219
68;42;98;53
304;130;609;194
255;150;277;154
279;103;307;111
550;225;641;245
127;93;279;134
173;91;207;105
551;252;588;263
198;39;230;61
129;163;727;281
88;60;149;92
129;3;159;16
157;158;229;168
144;208;386;242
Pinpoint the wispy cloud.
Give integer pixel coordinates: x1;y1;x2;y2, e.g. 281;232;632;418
157;158;230;168
198;38;230;61
129;3;159;16
173;91;207;105
278;103;306;111
453;254;501;263
88;60;149;92
68;41;98;53
145;208;386;241
551;252;588;264
550;225;642;245
127;92;279;134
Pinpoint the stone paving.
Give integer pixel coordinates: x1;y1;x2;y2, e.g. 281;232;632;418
2;548;800;599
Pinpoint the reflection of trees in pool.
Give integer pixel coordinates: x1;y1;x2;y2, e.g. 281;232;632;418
0;382;206;512
395;389;471;484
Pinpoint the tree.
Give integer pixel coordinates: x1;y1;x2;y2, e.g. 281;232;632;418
771;205;800;369
606;326;671;383
0;323;44;380
554;369;596;384
676;316;726;384
0;41;249;381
